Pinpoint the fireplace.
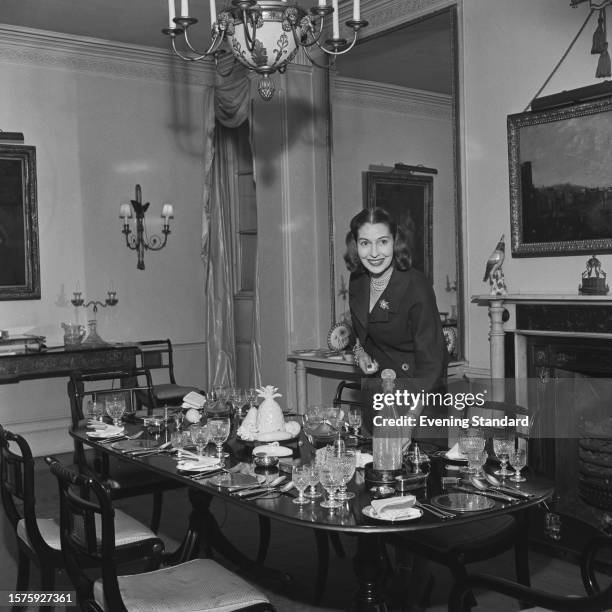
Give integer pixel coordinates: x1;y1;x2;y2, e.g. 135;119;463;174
474;294;612;558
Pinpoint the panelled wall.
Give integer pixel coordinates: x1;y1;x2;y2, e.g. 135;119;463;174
0;28;208;454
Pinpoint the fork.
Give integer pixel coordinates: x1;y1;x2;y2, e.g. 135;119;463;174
98;430;144;444
415;501;455;519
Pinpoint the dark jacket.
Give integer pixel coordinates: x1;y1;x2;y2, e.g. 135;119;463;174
349;267;447;393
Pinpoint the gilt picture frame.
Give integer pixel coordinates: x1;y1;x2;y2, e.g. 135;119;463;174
0;145;40;300
508;96;612;257
365;171;433;280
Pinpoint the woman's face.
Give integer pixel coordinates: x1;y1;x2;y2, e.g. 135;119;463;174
356;222;394;275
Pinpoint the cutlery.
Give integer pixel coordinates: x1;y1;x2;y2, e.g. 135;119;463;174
471;476;532;499
97;430;144;444
454;485;518;504
414;501;454;519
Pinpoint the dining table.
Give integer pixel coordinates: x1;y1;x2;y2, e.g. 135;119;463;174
71;419;555;612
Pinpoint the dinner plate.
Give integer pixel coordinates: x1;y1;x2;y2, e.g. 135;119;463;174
111;439;158;452
252;444;293;457
177;457;221;473
362;505;423;522
293;349;319;357
431;492;495;513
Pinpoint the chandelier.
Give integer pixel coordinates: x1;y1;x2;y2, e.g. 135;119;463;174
162;0;368;100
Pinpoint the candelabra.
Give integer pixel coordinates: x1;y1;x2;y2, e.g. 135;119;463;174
119;184;174;270
71;286;118;346
162;0;368;100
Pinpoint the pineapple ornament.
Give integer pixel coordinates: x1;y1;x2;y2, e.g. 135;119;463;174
255;385;285;434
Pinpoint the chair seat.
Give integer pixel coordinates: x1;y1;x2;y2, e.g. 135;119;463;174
136;384;201;407
93;558;270;612
17;509;157;552
400;515;516;557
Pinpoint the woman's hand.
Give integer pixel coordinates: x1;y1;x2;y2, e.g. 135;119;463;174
357;351;379;375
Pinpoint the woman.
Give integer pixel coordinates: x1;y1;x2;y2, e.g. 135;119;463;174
344;207;447;392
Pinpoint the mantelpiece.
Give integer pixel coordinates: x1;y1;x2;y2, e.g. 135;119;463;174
472;294;612;379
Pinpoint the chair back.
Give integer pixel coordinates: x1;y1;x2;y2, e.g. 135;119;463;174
136;339;177;385
0;426;54;556
333;380;363;410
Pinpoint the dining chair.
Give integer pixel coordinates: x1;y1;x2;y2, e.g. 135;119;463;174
0;427;164;612
449;535;612;612
67;369;185;533
47;457;274;612
134;339;202;412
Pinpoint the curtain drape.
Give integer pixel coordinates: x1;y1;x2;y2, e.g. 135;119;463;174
202;67;262;388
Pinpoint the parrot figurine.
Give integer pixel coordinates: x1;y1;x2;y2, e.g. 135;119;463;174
483;234;507;295
483;234;505;283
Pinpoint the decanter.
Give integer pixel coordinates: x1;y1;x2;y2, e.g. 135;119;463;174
82;318;108;346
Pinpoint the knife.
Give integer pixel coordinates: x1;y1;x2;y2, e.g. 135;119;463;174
454;485;518;504
488;485;533;499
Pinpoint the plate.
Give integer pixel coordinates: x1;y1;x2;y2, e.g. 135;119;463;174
327;322;353;351
237;433;299;446
362;505;423;522
252;444;293;457
293;349;319;357
111;439;158;452
431;492;495;513
177;457;221;473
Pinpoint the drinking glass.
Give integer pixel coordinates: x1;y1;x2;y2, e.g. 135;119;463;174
348;407;362;438
86;395;103;422
171;430;187;450
229;388;246;419
336;450;356;501
493;437;515;478
191;424;210;456
292;466;311;505
145;416;164;439
209;417;231;466
173;409;184;431
304;463;322;499
319;456;343;509
246;388;259;410
105;393;126;427
509;449;527;482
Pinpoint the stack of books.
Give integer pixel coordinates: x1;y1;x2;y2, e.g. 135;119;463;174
0;334;46;355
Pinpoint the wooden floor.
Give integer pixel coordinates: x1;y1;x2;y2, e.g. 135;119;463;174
0;454;603;612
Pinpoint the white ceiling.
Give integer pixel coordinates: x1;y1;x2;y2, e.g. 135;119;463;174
0;0;452;94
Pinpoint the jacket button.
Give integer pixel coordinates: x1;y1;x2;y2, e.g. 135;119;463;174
401;363;410;372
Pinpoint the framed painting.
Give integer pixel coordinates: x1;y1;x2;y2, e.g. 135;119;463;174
365;170;433;280
0;145;40;299
508;96;612;257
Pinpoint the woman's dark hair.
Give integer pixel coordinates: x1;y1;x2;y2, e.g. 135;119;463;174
343;207;413;272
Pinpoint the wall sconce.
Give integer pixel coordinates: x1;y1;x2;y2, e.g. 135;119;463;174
119;184;173;270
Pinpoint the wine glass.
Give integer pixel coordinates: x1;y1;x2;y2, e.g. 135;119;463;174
303;463;322;499
105;393;126;427
319;455;343;509
86;394;103;422
229;388;246;419
208;417;231;466
190;424;210;456
459;431;486;474
509;449;527;482
246;388;259;409
292;465;311;505
348;407;362;438
493;437;515;478
173;409;184;431
336;450;356;501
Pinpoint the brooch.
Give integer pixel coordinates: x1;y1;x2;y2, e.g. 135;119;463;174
379;299;389;311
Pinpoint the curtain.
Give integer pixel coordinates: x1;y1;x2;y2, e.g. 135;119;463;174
202;67;262;388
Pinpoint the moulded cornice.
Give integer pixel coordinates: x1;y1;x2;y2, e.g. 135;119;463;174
333;76;451;120
348;0;457;35
0;25;214;86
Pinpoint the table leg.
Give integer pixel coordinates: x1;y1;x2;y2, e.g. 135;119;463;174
296;359;307;415
351;533;389;612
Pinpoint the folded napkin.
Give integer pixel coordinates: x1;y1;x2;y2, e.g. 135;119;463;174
86;425;124;439
370;495;418;520
446;443;467;460
176;456;220;472
355;451;373;469
182;391;206;409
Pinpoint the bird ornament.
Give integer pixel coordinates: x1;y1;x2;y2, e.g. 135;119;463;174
483;234;507;296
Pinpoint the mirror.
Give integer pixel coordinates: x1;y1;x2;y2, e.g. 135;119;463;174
330;6;463;360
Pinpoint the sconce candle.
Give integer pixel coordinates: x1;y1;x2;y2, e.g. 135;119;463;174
119;203;132;220
120;184;173;270
181;0;189;17
167;0;176;29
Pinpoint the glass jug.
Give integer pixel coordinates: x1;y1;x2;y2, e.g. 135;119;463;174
61;323;86;347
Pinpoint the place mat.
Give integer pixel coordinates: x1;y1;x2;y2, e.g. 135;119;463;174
111;439;158;452
431;492;495;513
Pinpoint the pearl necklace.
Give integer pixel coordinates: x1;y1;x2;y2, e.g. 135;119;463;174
370;266;393;293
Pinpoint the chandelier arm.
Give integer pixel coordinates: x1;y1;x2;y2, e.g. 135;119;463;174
144;231;170;252
123;230;139;251
239;9;258;52
170;37;212;61
301;44;334;70
297;17;326;48
315;32;359;57
182;28;225;57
